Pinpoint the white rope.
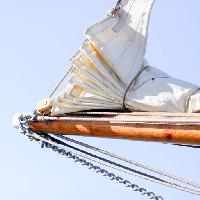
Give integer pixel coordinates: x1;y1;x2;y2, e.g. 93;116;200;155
35;115;200;126
30;132;200;196
54;134;200;190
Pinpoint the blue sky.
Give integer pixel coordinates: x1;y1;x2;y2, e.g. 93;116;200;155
1;0;200;200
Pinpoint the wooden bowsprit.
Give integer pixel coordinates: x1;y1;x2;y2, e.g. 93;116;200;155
29;112;200;145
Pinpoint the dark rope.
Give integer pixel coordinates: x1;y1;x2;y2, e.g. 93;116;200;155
172;144;200;148
44;133;172;184
123;66;150;111
116;0;122;6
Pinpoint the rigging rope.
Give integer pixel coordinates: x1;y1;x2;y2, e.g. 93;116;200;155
15;113;200;198
49;66;74;98
123;66;151;111
41;133;200;195
35;113;200;125
172;144;200;148
53;134;200;189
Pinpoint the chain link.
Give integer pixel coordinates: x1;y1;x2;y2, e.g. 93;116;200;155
16;113;163;200
42;141;162;200
53;134;200;189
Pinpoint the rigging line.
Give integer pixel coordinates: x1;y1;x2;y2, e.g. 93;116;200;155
19;130;161;199
17;127;162;199
30;130;197;195
40;139;163;200
47;134;167;183
172;144;200;148
43;136;165;187
66;111;200;117
123;66;150;111
116;0;122;6
49;66;74;98
47;134;200;195
53;134;200;189
36;115;200;125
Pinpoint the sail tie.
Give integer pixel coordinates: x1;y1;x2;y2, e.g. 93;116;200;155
123;66;151;111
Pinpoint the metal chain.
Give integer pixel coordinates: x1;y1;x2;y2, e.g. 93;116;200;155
16;113;163;200
53;134;200;189
29;131;200;196
42;141;163;200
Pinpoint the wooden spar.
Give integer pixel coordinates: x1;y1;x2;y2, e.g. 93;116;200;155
29;112;200;145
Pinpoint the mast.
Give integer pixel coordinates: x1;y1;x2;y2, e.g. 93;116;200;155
29;112;200;145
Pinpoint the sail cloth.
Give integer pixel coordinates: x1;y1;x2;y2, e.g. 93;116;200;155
50;0;200;115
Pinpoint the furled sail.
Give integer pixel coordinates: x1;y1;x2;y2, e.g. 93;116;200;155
48;0;200;115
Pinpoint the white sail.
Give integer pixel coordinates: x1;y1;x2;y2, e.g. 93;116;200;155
50;0;200;115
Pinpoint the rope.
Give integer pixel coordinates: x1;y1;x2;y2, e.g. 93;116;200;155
49;66;74;98
122;66;150;111
35;114;200;125
116;0;122;6
54;134;200;189
42;139;163;200
172;144;200;148
185;87;200;112
45;134;200;195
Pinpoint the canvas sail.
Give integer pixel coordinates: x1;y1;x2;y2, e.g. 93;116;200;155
49;0;200;115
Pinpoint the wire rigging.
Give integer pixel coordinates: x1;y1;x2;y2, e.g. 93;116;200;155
54;134;200;189
15;113;200;198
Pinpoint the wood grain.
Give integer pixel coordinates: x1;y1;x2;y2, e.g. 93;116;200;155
29;118;200;145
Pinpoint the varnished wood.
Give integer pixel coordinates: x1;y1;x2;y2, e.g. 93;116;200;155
29;115;200;145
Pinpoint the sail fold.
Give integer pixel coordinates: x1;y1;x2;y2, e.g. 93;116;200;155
50;0;200;115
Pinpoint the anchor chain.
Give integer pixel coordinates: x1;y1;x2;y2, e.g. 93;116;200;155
16;113;163;200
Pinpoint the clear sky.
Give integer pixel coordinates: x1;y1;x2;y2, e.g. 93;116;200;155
1;0;200;200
